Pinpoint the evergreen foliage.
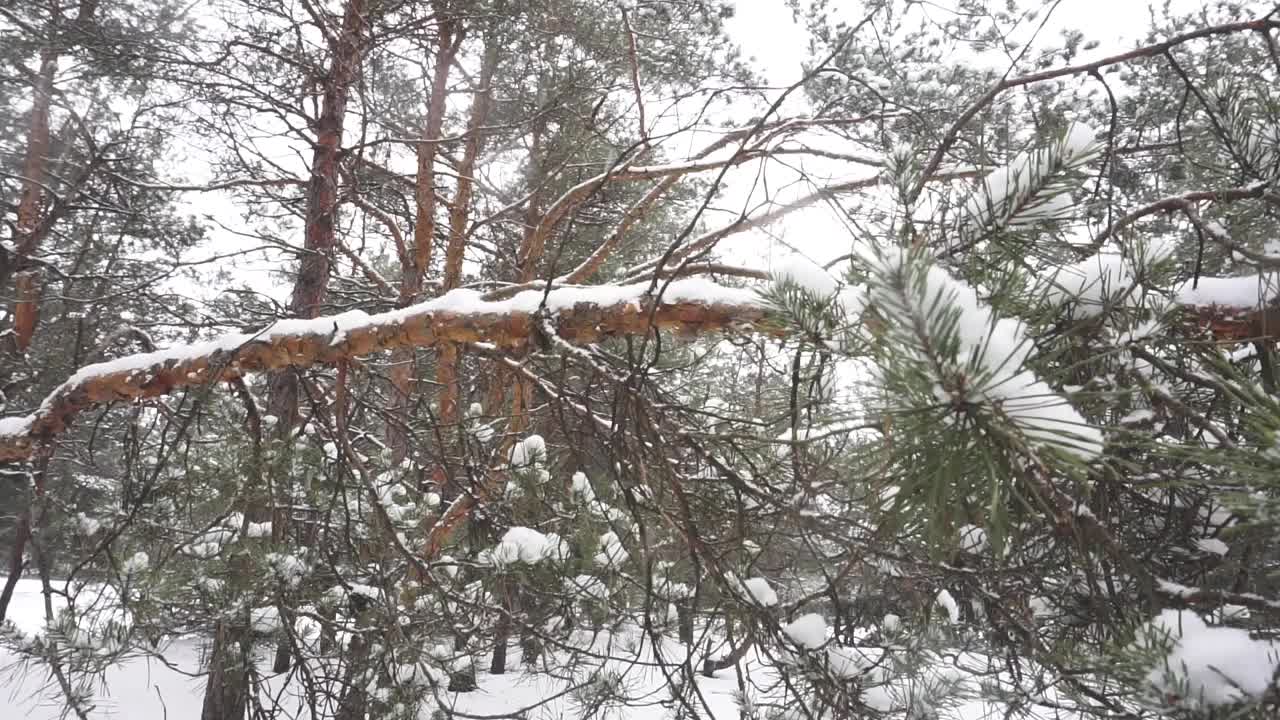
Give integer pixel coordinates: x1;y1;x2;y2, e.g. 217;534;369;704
2;1;1280;719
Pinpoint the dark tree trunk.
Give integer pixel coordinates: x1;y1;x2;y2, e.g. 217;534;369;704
271;635;291;674
677;600;695;646
0;460;34;623
334;630;370;720
450;613;477;691
489;617;509;675
0;511;28;622
702;614;753;678
203;0;372;710
447;665;477;692
490;578;512;674
201;619;251;720
291;0;371;320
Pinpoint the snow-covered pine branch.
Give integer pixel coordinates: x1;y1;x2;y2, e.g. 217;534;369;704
864;244;1103;459
962;124;1102;239
763;255;852;344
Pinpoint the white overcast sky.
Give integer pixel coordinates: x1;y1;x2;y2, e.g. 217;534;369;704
712;0;1220;273
729;0;1212;86
173;0;1229;310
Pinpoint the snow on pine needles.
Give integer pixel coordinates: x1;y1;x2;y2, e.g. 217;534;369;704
964;124;1101;234
863;244;1104;459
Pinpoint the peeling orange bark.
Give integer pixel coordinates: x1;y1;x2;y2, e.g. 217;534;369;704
390;21;465;462
1189;304;1280;342
0;289;1270;463
0;297;775;461
13;271;41;353
435;33;499;433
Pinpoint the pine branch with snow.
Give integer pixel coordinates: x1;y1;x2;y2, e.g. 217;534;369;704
960;124;1102;244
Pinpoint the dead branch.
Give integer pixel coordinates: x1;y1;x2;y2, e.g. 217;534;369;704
0;273;1272;464
0;285;773;461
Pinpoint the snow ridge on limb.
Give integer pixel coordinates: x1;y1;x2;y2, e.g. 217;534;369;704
1175;273;1280;340
0;280;772;462
1;263;1276;463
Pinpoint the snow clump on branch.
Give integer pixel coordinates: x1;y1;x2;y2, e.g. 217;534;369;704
740;576;779;607
482;527;570;566
509;434;547;469
1140;609;1280;708
1044;238;1176;318
773;254;839;298
965;123;1101;231
864;245;1104;459
784;613;828;649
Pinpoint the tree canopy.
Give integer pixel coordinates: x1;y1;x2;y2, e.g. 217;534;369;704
2;1;1280;719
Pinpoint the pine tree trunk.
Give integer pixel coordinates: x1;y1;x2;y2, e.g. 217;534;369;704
441;37;496;291
9;47;56;256
433;35;495;438
701;617;753;677
265;370;299;674
518;581;543;666
0;23;61;420
204;0;372;706
201;618;251;720
1;46;57;325
514;108;550;283
0;457;41;623
334;623;370;720
490;577;514;674
448;630;477;692
389;19;462;462
405;21;458;299
271;632;291;674
489;613;509;675
0;509;29;623
677;600;695;647
484;67;550;420
290;0;370;320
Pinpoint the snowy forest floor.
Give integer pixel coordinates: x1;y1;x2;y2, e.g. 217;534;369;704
1;579;1063;719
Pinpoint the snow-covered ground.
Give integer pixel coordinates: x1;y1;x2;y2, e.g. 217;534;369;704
2;578;1034;720
1;579;206;718
17;576;1271;720
0;575;752;719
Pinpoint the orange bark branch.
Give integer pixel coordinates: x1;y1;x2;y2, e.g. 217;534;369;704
0;259;1273;470
435;33;500;427
517;154;767;282
390;20;465;459
4;46;58;358
0;287;773;461
443;38;497;292
621;8;647;144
